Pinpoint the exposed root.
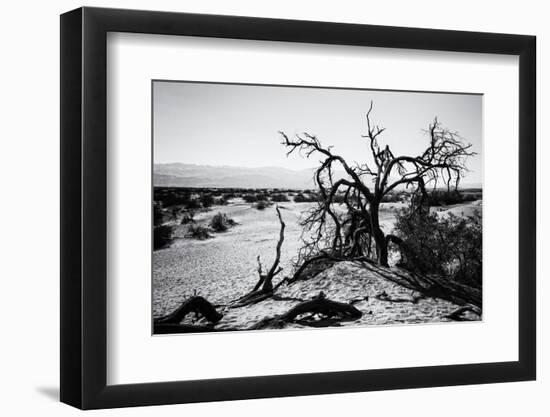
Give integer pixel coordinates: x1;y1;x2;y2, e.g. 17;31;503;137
153;296;224;333
154;296;223;325
248;292;362;330
349;296;369;305
444;305;482;321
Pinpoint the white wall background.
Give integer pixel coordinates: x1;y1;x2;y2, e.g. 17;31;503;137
0;0;545;415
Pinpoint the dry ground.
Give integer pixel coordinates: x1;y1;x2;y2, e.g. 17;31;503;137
153;199;481;329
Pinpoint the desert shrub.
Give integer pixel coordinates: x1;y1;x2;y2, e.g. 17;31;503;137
394;209;482;287
461;193;478;202
154;225;174;250
154;190;191;207
210;212;236;232
293;193;318;203
256;201;267;210
185;198;201;210
420;190;478;207
153;203;165;226
214;197;228;206
271;193;289;202
180;210;195;224
243;194;258;203
256;193;269;201
187;224;211;240
200;194;214;208
293;193;307;203
170;207;180;221
223;193;236;201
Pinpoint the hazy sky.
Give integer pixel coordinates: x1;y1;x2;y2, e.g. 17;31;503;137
153;81;482;184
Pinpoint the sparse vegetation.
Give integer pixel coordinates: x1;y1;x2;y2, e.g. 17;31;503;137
214;197;228;206
293;193;318;203
153;203;165;226
153;99;483;334
210;212;236;232
271;193;289;202
180;211;195;224
243;194;258;203
381;193;402;203
154;189;191;207
186;224;211;240
200;194;214;208
223;193;236;201
421;189;479;206
154;225;174;250
185;198;201;210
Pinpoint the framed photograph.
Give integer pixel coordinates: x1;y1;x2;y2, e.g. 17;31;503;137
60;7;536;409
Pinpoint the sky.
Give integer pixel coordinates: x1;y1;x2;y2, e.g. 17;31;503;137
153;81;482;185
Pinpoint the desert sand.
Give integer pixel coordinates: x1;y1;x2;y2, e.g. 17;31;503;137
153;199;481;330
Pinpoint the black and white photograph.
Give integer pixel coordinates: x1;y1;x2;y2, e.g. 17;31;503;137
152;81;483;334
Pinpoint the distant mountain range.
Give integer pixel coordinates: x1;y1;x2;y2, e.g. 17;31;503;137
153;163;481;190
154;163;319;189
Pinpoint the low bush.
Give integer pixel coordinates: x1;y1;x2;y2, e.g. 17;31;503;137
271;193;289;202
294;193;318;203
154;225;174;250
214;197;228;206
187;224;211;240
180;211;195;224
153;203;165;226
200;194;214;208
419;190;478;207
243;194;258;203
154;191;191;207
256;193;269;202
256;201;267;210
394;209;482;287
210;212;237;232
185;198;201;210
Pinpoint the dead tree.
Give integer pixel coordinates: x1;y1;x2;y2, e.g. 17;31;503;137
280;101;475;268
232;206;286;307
154;292;362;333
249;292;363;329
154;296;224;333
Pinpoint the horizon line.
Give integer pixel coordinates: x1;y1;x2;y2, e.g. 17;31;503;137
154;162;321;171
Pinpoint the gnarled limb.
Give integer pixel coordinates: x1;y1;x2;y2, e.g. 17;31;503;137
154;296;224;326
232;206;286;307
249;292;362;330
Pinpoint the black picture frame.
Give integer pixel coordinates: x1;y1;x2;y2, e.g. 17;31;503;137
60;6;536;410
